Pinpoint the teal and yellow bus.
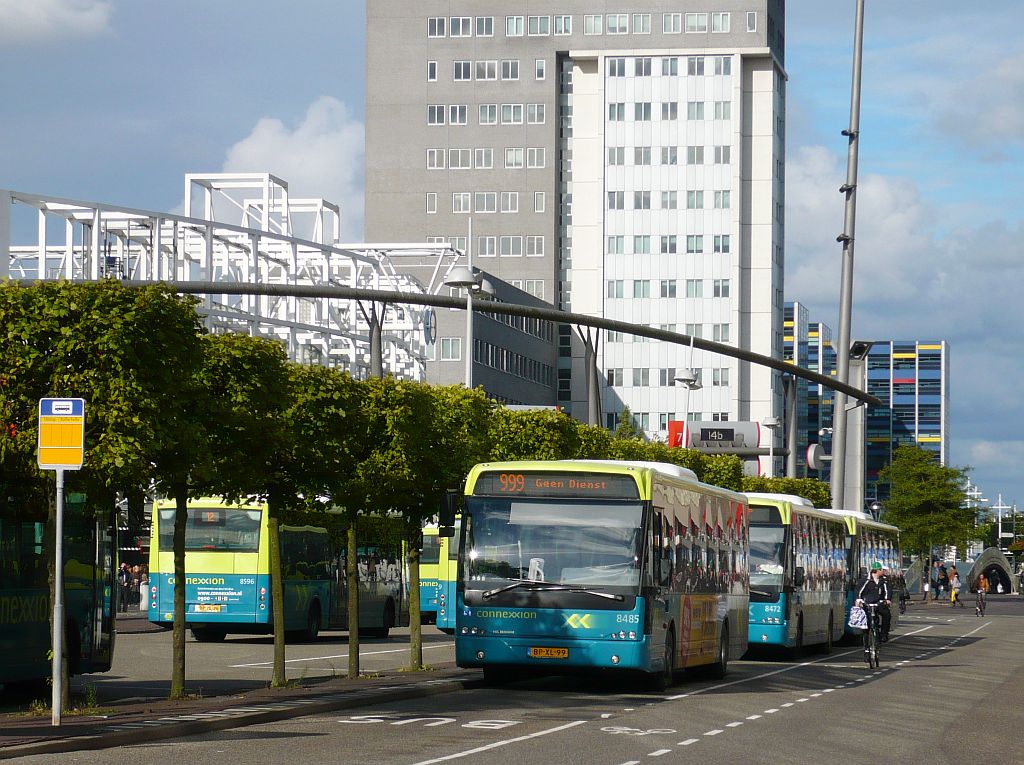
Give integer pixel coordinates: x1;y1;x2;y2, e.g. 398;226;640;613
746;493;848;654
0;505;116;688
454;460;749;688
420;522;459;632
827;510;903;637
148;498;408;641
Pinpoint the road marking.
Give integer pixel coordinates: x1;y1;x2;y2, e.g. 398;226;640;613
781;703;794;708
408;720;588;765
726;722;743;727
764;708;779;714
648;749;671;757
616;761;640;765
746;715;762;720
810;693;822;697
602;713;614;719
678;739;700;746
230;643;455;668
704;729;723;736
796;698;808;703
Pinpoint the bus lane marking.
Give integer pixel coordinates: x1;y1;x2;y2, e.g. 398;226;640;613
230;643;454;668
407;720;588;765
648;749;671;757
678;739;699;746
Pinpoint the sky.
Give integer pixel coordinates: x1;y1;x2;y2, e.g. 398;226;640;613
1;0;1022;515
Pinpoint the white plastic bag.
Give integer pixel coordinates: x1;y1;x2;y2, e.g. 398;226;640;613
848;605;868;630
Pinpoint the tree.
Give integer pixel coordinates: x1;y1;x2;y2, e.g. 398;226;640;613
488;408;581;461
879;445;970;559
613;407;643;440
741;476;832;508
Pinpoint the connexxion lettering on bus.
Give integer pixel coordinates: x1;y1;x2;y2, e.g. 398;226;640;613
454;460;750;687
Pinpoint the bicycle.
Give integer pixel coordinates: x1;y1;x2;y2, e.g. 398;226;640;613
862;602;883;668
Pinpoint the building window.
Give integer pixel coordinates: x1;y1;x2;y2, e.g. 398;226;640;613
607;14;628;34
504;148;524;168
661;191;677;209
476;16;494;37
608;146;625;165
535;59;546;80
632;369;650;386
714;56;732;76
425;193;436;214
476;60;497;80
453;61;471;81
632;280;651;298
608;57;627;78
524;280;544;299
661;102;678;120
527;147;545;168
478;236;497;257
606;280;624;298
713;279;731;298
534;192;545;213
659;369;676;387
686;146;705;164
714;235;731;253
714;190;731;208
634;146;651;165
635;57;651;76
685;323;702;339
499;235;523;256
449;104;467;124
501;60;520;80
426;148;445;169
527;103;546;124
686;279;703;298
501;103;524;124
714;145;732;164
714;101;731;120
713;323;731;343
474;191;496;213
662;56;678;76
475;148;493;169
427;17;446;38
607;191;624;210
607;368;624;386
633;235;650;254
746;11;757;32
452;192;471;213
660;235;677;254
687;101;705;120
634;102;652;121
584;14;602;35
712;368;730;386
633;13;651;34
528;15;550;35
440;337;461;361
687;56;705;75
427;61;437;81
685;190;703;209
450;16;472;36
607;235;625;254
608;102;626;121
685;13;708;33
661;146;678;165
663;13;681;34
660;280;677;298
686;235;704;254
427;105;445;125
505;16;523;36
449;148;471;168
501;191;518;213
712;12;730;33
633;191;651;210
526;236;544;256
479;104;497;125
554;15;572;35
607;330;624;343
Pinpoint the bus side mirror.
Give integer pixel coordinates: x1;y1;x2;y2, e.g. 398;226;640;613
793;567;805;588
439;489;459;537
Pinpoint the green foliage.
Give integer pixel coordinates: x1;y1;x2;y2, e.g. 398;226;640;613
879;444;970;552
612;406;643;440
488;408;580;461
695;454;745;492
573;423;613;459
740;476;832;507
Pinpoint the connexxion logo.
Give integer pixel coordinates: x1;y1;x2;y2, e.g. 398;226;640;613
564;613;593;629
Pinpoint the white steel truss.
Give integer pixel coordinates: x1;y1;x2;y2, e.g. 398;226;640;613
0;174;465;379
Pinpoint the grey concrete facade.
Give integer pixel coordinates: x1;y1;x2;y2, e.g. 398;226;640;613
367;1;785;425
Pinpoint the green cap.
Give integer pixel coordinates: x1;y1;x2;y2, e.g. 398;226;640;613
870;561;883;571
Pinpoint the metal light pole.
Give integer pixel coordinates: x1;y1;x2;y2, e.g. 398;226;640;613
674;370;702;443
443;265;494;388
830;0;867;509
762;416;781;477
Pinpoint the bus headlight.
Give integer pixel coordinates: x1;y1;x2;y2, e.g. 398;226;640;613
628;631;636;640
461;627;469;635
611;655;620;664
476;651;485;660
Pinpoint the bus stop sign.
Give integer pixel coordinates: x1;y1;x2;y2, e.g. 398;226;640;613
37;397;85;470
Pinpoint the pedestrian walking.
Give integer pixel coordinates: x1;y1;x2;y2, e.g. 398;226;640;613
975;573;989;617
130;564;142;608
938;564;949;601
950;568;964;608
117;562;132;613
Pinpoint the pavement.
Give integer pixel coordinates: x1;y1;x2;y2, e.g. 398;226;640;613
0;611;476;761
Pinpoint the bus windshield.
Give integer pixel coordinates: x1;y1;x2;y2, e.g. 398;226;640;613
157;507;262;552
749;525;786;595
420;533;442;565
462;497;643;591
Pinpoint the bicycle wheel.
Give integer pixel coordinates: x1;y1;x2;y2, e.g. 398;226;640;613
870;627;880;668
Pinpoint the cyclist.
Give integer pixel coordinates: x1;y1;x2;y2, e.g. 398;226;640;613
856;562;891;648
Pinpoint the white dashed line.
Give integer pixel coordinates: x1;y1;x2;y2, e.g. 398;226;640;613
617;761;641;765
726;722;743;728
796;698;809;703
704;729;724;736
648;750;671;757
764;708;779;714
781;703;794;708
679;739;700;746
810;693;822;698
746;715;762;720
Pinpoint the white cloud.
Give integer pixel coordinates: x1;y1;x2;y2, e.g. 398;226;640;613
222;96;364;241
0;0;112;43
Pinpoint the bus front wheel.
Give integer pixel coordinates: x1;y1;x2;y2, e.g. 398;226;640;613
648;630;675;692
709;626;729;679
302;603;321;643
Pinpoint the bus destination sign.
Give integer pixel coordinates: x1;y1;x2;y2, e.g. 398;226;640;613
474;471;640;499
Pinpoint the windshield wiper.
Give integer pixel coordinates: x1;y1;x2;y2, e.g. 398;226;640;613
482;580;624;601
749;588;775;598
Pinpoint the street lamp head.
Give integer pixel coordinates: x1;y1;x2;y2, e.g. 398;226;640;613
762;416;781;429
474;277;497;298
674;369;701;390
443;265;479;289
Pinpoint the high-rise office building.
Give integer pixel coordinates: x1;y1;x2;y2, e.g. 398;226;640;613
366;2;787;431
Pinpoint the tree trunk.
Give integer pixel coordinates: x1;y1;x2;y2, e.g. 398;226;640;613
347;520;360;678
408;525;423;670
267;496;287;687
45;488;69;713
169;482;188;699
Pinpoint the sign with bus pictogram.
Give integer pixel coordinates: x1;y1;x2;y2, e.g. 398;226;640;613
37;398;85;470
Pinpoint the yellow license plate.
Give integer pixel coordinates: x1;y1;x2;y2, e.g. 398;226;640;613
529;647;569;659
196;604;222;613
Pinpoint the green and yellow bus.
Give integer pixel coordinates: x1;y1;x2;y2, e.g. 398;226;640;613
148;498;408;641
746;493;848;654
827;510;903;637
420;520;460;633
455;460;749;688
0;504;116;688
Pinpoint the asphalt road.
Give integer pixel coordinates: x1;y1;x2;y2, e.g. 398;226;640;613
35;598;1024;764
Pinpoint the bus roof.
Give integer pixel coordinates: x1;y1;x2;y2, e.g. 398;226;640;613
152;497;266;510
820;508;900;535
744;492;816;508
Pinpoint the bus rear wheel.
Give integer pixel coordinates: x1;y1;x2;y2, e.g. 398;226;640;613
302;603;321;643
821;612;834;654
709;626;729;679
191;627;226;643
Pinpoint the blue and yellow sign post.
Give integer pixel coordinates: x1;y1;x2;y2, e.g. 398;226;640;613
37;397;85;726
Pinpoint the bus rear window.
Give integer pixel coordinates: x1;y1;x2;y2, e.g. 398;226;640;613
158;508;262;552
420;534;441;565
